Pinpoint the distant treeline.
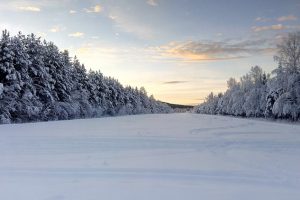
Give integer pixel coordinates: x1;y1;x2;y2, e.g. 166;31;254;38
163;102;193;109
0;30;172;124
194;32;300;121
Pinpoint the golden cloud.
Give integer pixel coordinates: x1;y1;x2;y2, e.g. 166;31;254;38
252;24;286;32
277;15;297;22
85;5;102;13
156;39;275;62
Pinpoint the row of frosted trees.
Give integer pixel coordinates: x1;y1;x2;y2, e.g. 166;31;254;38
0;30;172;124
194;32;300;121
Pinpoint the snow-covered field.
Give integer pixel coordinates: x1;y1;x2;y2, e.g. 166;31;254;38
1;113;300;200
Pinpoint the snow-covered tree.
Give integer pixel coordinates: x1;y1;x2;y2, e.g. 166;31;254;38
274;32;300;74
194;32;300;121
0;30;172;124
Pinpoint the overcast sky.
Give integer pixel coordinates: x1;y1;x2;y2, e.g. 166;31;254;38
0;0;299;105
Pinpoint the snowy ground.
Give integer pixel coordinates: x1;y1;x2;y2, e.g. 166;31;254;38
1;113;300;200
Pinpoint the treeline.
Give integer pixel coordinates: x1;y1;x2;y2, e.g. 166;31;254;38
194;32;300;121
0;30;172;124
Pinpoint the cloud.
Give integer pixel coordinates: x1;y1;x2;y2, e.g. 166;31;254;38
163;81;188;84
69;10;77;14
277;15;297;22
68;32;84;37
49;25;65;33
17;6;41;12
49;27;59;32
85;4;102;13
147;0;158;6
0;1;71;12
156;38;275;62
252;24;286;32
255;17;270;22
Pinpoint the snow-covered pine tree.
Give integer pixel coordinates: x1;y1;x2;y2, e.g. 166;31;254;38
0;30;172;124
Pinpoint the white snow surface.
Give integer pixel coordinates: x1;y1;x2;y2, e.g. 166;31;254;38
1;113;300;200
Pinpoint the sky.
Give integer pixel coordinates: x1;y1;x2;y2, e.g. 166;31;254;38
0;0;300;105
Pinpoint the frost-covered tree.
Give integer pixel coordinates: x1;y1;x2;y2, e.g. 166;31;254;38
0;30;21;123
0;30;172;124
87;70;107;116
194;32;300;121
267;32;300;120
194;66;268;118
274;32;300;74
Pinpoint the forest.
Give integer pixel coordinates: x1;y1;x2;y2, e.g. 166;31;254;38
0;30;172;124
194;32;300;121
